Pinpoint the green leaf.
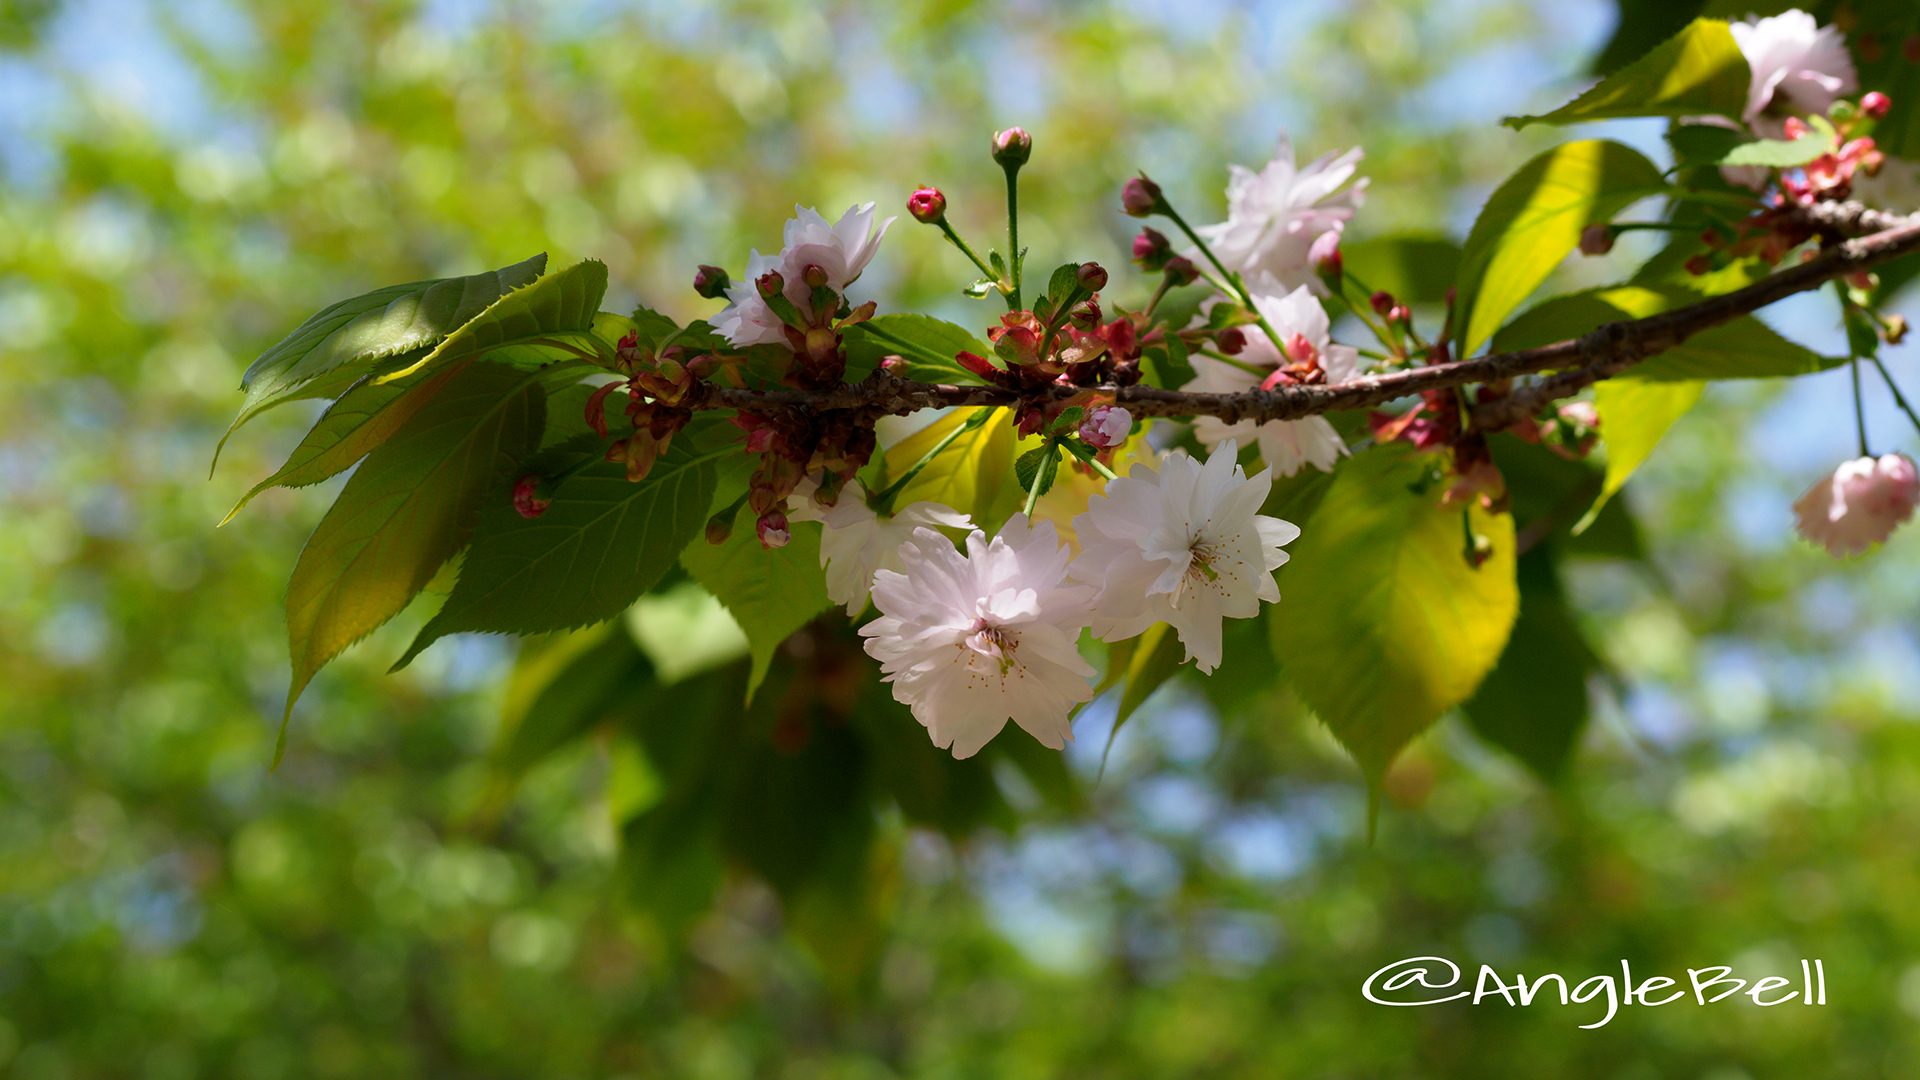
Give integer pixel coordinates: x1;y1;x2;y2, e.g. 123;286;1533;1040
842;314;992;384
376;258;609;383
1014;443;1062;499
1112;624;1183;733
1667;123;1751;168
1578;377;1704;532
1504;18;1748;128
680;509;831;701
222;362;473;524
1456;140;1664;354
281;361;547;753
1490;435;1647;562
220;253;546;464
1339;235;1462;305
393;428;723;666
489;624;651;793
1491;284;1837;381
1462;549;1598;782
1720;115;1836;168
1269;445;1519;780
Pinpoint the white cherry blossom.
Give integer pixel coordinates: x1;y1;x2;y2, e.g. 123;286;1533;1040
1731;11;1858;138
713;203;895;348
1070;441;1301;673
1193;134;1366;293
860;515;1096;758
789;481;973;615
1182;281;1358;477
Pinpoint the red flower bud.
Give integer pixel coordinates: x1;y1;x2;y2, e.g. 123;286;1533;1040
1388;304;1411;324
1369;290;1395;316
1862;91;1893;120
907;186;947;223
1684;254;1712;277
1216;327;1246;355
693;264;730;299
1579;224;1614;256
1121;176;1164;217
1076;261;1109;293
1163;255;1199;286
512;474;551;519
1132;227;1172;270
991;127;1032;167
705;511;734;545
756;510;791;549
756;269;785;299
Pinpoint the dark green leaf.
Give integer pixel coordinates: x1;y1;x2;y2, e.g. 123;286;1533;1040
1340;235;1463;305
1462;549;1598;782
393;424;724;665
680;508;831;701
281;362;548;750
377;258;609;383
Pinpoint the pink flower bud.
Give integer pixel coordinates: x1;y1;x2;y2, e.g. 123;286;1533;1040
1579;224;1615;256
1793;453;1920;556
1079;404;1131;449
1369;290;1395;316
1783;116;1810;140
755;269;785;299
1862;90;1893;120
705;511;734;545
1131;227;1171;270
1388;304;1411;324
1215;327;1246;355
693;265;730;299
1309;231;1343;280
756;509;792;549
1121;176;1163;217
1284;333;1317;364
1076;261;1108;293
1162;255;1199;286
991;127;1032;167
512;474;552;519
907;186;947;223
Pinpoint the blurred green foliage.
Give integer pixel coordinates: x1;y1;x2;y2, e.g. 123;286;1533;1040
4;0;1920;1076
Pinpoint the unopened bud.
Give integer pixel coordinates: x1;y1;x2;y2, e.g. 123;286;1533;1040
991;127;1032;167
1079;404;1132;449
1579;223;1614;256
1121;176;1164;217
1388;304;1411;324
1216;327;1246;355
1310;231;1342;281
756;510;791;549
693;265;730;299
1131;227;1172;270
756;269;785;299
1862;90;1893;120
1888;313;1909;345
1284;333;1317;364
1783;116;1810;140
908;186;946;224
705;511;734;545
1163;255;1199;286
1076;261;1109;293
512;474;552;519
1369;290;1395;316
1684;254;1712;277
801;263;830;290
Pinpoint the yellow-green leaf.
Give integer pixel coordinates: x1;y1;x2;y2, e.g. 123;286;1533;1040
1491;284;1837;382
1577;377;1703;533
376;258;609;384
1504;18;1749;128
1269;445;1519;780
885;408;1017;521
1456;140;1664;355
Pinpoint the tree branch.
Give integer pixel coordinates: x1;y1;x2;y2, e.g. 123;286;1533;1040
686;201;1920;431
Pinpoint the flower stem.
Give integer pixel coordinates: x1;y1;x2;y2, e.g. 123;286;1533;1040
936;217;998;286
873;407;995;510
1851;356;1872;457
1159;202;1292;358
1869;354;1920;440
1195;347;1270;377
1023;441;1056;517
1085;455;1119;481
1004;164;1023;311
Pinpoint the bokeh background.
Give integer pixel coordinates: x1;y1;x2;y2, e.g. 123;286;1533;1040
5;0;1920;1076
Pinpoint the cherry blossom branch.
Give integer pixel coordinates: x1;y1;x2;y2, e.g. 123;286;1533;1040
688;201;1920;431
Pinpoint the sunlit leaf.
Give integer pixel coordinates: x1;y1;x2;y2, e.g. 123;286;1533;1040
1456;140;1664;354
1579;377;1704;532
376;258;609;383
1270;445;1519;780
1492;284;1837;381
1504;18;1748;128
842;314;992;383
